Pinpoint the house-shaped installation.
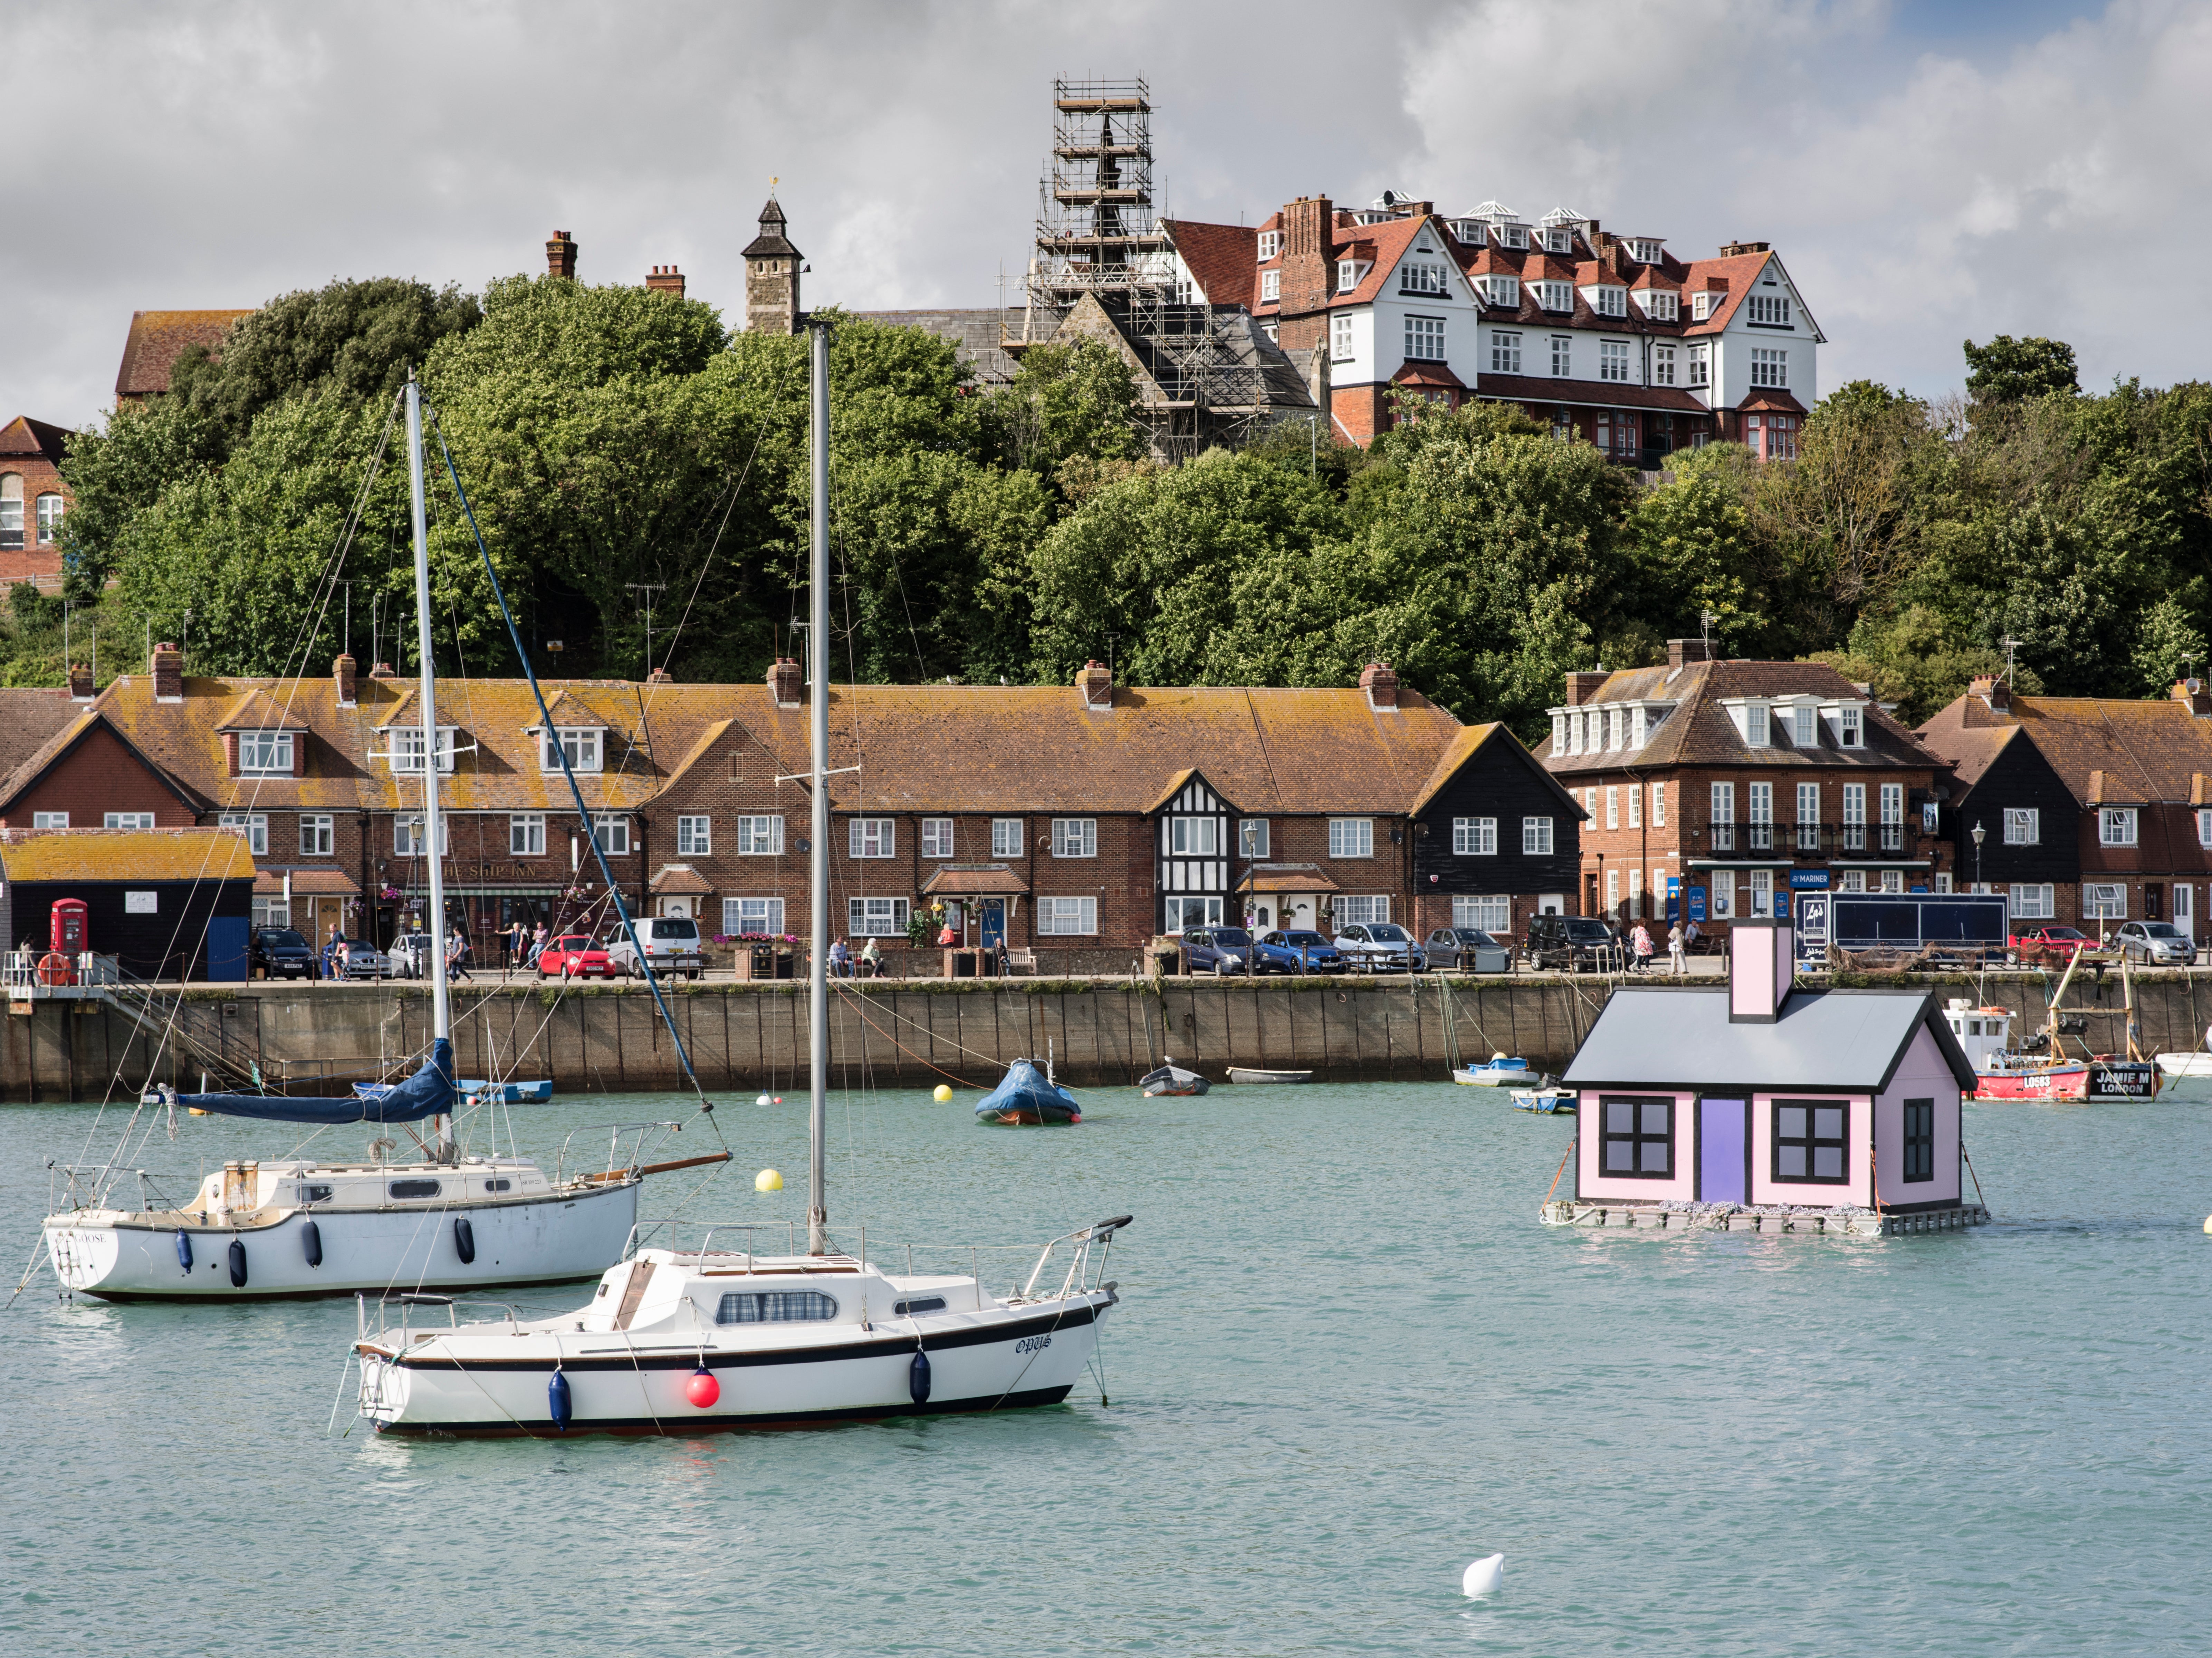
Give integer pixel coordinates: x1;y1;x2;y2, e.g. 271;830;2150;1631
1544;918;1990;1236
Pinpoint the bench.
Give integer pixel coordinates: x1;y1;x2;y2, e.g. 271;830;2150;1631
1003;948;1037;975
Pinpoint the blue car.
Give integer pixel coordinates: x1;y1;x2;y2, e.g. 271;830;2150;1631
1257;929;1344;973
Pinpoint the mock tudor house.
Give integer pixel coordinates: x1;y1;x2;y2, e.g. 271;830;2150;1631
0;650;1581;969
1542;641;1953;932
1166;192;1820;458
1917;675;2212;941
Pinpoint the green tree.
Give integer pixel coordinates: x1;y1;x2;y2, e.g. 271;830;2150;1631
1964;335;2080;405
55;397;223;598
985;336;1142;482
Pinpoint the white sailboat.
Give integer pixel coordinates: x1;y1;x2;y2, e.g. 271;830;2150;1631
353;320;1127;1436
40;376;725;1302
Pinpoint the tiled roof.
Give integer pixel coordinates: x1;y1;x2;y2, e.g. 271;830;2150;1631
1394;361;1466;390
1323;215;1433;308
648;863;714;895
919;864;1030;896
216;688;310;731
1475;373;1708;413
1737;390;1809;415
1237;862;1340;894
1164;219;1261;311
1543;660;1939;773
114;310;253;399
1;827;255;883
1409;722;1588;820
1919;692;2212;806
253;868;361;896
0;416;70;463
1676;252;1777;338
0;689;86;785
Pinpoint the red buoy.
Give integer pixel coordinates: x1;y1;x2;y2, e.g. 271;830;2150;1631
685;1365;720;1408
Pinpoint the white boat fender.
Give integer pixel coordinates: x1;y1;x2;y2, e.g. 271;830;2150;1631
548;1368;572;1433
2203;1216;2212;1235
453;1217;476;1265
227;1239;248;1290
174;1229;193;1275
1462;1554;1504;1598
910;1346;932;1407
301;1220;322;1269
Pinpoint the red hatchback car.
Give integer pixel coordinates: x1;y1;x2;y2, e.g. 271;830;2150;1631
2008;925;2094;967
537;934;613;979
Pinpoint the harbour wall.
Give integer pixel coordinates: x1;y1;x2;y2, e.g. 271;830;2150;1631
5;971;2206;1102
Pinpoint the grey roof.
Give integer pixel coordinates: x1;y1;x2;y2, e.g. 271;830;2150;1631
854;309;1025;386
1562;986;1978;1093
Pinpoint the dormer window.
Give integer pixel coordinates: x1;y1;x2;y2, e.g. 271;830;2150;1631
1399;261;1447;295
1261;269;1281;303
1631;238;1664;264
1692;292;1715;321
1640;290;1678;322
237;732;294;775
1257;230;1283;262
541;727;603;773
1538;227;1571;254
388;726;458;775
1538;281;1571;312
1499;223;1528;250
1479;274;1519;308
1552;713;1567;754
1793;705;1817;746
1745;704;1770;745
1337;260;1364;292
1839;705;1863;748
1590;286;1626;318
1451;219;1487;246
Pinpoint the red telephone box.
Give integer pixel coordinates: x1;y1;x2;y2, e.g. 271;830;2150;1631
50;899;88;956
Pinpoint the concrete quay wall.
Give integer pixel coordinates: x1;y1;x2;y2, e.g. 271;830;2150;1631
7;971;2209;1102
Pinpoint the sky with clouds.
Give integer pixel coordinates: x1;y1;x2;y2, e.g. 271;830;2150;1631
8;0;2209;430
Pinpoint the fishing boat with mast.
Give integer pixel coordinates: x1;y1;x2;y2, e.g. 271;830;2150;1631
353;319;1127;1436
1950;947;2158;1102
39;377;727;1302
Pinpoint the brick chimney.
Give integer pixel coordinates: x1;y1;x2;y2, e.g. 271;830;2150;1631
645;265;686;298
768;657;804;709
1971;674;2010;713
334;652;357;708
1359;662;1400;711
1281;195;1334;319
1563;671;1609;706
1076;660;1113;712
546;230;578;280
647;666;674;683
152;641;183;703
369;661;396;679
1667;638;1713;673
67;662;93;702
2173;678;2211;717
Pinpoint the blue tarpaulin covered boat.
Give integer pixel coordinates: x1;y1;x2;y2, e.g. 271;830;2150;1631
974;1058;1081;1125
169;1038;456;1126
352;1075;552;1106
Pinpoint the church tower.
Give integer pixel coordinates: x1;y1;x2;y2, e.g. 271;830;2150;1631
743;193;802;334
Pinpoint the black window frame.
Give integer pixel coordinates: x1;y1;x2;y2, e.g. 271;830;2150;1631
1773;1098;1850;1185
1599;1095;1675;1179
1902;1098;1934;1183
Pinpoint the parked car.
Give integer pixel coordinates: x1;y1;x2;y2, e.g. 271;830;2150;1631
334;939;393;980
2007;925;2094;968
2113;920;2196;966
386;932;436;980
1333;922;1427;974
1178;926;1256;975
1425;927;1513;973
1255;929;1344;973
604;915;709;980
1525;914;1618;972
537;934;613;979
251;927;318;981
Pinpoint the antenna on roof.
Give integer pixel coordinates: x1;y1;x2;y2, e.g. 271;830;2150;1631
1700;607;1716;660
2000;635;2021;685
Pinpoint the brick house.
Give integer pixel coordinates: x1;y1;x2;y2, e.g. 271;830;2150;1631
0;416;74;586
1918;676;2212;942
113;309;253;402
1541;641;1953;932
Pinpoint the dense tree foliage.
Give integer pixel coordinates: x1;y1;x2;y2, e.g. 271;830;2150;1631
39;282;2212;740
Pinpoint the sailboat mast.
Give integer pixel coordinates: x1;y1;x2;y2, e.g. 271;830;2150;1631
806;319;831;1256
405;375;455;1159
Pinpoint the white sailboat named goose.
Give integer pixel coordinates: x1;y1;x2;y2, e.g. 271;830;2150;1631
41;376;725;1302
353;319;1127;1436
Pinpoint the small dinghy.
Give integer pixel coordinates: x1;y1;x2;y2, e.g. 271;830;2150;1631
975;1057;1081;1125
1510;1084;1577;1114
1225;1067;1310;1085
1454;1053;1539;1087
1138;1058;1209;1097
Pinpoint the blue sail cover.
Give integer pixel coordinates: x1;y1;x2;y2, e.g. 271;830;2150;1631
181;1038;456;1125
974;1057;1080;1122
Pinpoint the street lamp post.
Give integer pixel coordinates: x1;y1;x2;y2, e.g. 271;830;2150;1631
1971;820;1985;890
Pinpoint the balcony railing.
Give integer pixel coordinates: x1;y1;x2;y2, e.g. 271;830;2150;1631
1700;823;1921;859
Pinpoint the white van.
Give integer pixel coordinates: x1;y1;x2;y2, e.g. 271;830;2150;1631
604;915;708;980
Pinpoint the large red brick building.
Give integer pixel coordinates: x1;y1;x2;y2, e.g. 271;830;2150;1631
0;416;73;586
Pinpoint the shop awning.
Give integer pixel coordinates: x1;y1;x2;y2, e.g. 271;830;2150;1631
920;863;1030;897
1236;862;1339;894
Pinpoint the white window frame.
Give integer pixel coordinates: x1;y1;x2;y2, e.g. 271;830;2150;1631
1037;896;1099;936
105;811;157;830
1692;292;1715;321
1653;782;1665;827
389;725;458;775
1328;818;1375;859
1050;818;1097;858
1605;787;1619;830
251;895;290;930
1404;314;1446;362
2004;808;2038;846
920;818;955;860
1751;347;1790;389
1257;230;1282;261
1239;818;1270;857
677;815;712;857
298;813;334;856
1628;785;1642;829
991;818;1023;857
1653;345;1676;386
848;896;910;937
1261;269;1281;303
1453;817;1497;856
221;812;270;857
723;896;787;938
1934;873;1954;894
540;727;603;774
1522;816;1553;855
32;811;67;829
1540;282;1571;313
591;813;631;856
1453;895;1511;932
1710;873;1735;920
1399;261;1447;296
236;731;295;775
393;814;446;857
1711;782;1735;850
1647;291;1678;322
737;816;785;856
1880;869;1904;894
1331;312;1354;362
1164;896;1224;932
2199;809;2212;850
1598;340;1629;382
2084;883;2127;920
1490;330;1522;373
510;813;546;856
1839;869;1866;894
2011;883;2055;920
1169;817;1219;856
2099;808;2137;847
1744;704;1770;746
1749;868;1774;918
849;818;896;859
1839;706;1863;748
1337;260;1361;293
1688;346;1710;386
1337;895;1390;927
1550;335;1571;377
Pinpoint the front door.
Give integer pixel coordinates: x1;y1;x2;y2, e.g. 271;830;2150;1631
2178;884;2194;942
1698;1097;1748;1204
979;899;1005;947
660;897;692;919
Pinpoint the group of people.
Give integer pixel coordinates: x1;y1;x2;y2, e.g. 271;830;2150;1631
1614;917;1701;976
825;938;885;978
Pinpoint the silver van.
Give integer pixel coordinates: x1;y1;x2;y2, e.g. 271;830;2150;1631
604;915;709;980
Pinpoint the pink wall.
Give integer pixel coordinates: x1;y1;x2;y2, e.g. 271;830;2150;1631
1750;1093;1871;1207
1730;926;1776;1019
1578;1090;1698;1202
1873;1024;1964;1207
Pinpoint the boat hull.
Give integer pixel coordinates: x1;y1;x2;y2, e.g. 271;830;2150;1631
977;1105;1081;1126
358;1294;1111;1437
2155;1052;2212;1078
45;1180;638;1301
1455;1065;1539;1087
1974;1064;2089;1101
1225;1068;1310;1085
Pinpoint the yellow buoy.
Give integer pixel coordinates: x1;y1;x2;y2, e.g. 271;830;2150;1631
933;1084;953;1103
755;1168;784;1192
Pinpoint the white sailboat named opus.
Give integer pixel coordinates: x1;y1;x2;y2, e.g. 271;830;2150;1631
354;320;1128;1437
42;376;726;1303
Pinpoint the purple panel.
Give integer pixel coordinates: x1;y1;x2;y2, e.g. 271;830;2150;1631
1700;1098;1747;1204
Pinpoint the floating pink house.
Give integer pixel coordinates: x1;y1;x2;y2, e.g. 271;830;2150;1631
1543;918;1990;1235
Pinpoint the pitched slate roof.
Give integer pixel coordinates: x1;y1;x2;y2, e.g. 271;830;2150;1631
1918;691;2212;806
1165;218;1261;311
0;826;256;884
0;689;88;784
1409;722;1587;819
0;417;70;463
741;197;800;260
1563;984;1978;1091
114;310;254;399
0;708;206;818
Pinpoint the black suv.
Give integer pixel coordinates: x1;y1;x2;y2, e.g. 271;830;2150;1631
1525;914;1618;972
252;927;319;980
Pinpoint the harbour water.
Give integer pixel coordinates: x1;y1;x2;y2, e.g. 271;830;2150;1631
5;1080;2210;1656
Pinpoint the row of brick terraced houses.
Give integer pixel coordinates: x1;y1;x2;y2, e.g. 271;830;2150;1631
0;638;2202;971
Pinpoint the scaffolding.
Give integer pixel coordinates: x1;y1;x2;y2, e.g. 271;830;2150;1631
1010;77;1287;462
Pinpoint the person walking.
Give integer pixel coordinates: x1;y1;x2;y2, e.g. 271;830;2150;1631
1667;920;1687;977
1631;921;1655;975
528;923;548;969
447;926;472;983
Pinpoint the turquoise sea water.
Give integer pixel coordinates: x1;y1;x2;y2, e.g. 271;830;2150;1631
4;1079;2210;1657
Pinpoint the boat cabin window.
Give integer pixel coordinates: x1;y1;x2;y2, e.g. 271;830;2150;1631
482;1178;511;1193
1600;1096;1673;1177
298;1184;333;1204
716;1290;839;1324
893;1296;948;1316
388;1179;442;1200
1774;1101;1848;1183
